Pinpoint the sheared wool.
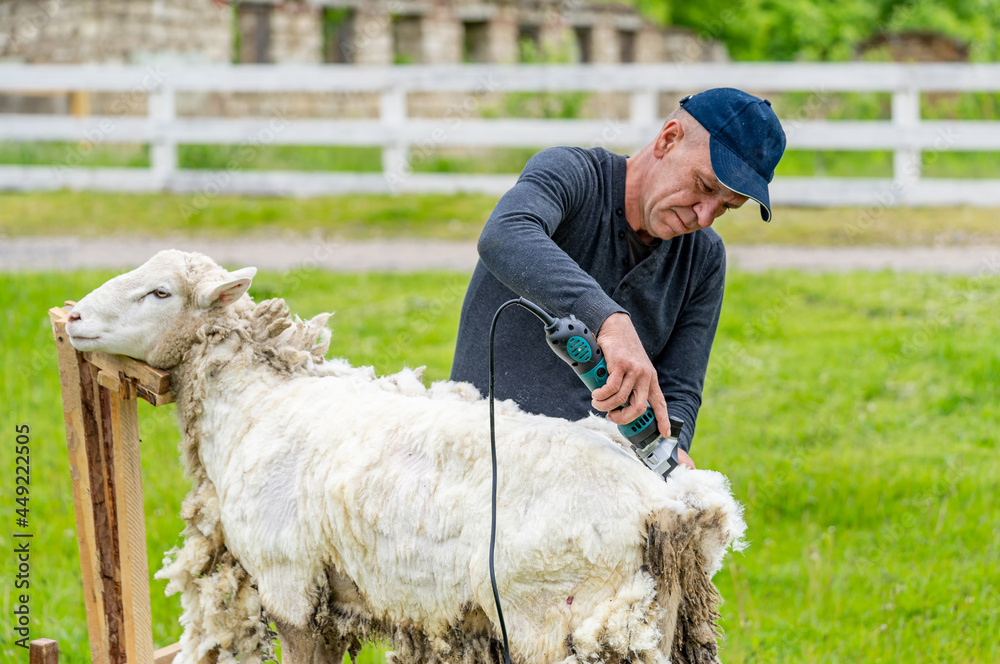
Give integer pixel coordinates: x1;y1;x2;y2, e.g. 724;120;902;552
69;251;747;664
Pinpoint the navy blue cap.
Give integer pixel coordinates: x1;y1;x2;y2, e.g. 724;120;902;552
679;88;786;222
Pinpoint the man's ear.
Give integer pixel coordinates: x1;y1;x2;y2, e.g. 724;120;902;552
198;267;257;309
654;119;684;158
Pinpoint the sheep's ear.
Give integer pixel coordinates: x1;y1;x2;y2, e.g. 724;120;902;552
198;267;257;309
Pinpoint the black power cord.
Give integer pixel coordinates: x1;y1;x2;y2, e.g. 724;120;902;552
487;298;529;664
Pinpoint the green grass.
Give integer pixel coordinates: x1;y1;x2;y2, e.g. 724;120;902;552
0;142;537;175
0;191;499;240
4;190;1000;247
3;139;1000;182
0;142;150;169
774;151;894;178
2;268;998;664
178;144;383;172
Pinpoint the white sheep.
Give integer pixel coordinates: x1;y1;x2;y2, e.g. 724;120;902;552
67;250;747;664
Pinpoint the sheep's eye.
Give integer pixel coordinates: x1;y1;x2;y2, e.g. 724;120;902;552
152;288;171;299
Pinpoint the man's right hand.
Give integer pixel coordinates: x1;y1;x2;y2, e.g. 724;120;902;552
590;312;672;439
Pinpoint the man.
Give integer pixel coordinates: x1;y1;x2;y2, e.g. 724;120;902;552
450;88;786;469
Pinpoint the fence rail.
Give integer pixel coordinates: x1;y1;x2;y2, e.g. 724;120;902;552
2;63;999;205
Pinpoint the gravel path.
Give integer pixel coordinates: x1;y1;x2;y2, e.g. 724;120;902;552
2;236;999;275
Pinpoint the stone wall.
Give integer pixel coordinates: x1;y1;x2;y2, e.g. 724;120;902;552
0;0;732;67
421;2;462;64
0;0;730;123
349;8;394;65
0;0;230;64
269;3;323;63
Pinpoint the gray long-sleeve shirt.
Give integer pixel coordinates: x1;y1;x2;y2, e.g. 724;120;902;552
450;146;726;452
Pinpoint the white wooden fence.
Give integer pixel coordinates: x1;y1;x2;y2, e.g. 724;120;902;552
1;63;999;205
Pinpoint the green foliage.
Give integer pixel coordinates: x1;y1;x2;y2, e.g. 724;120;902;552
636;0;1000;61
322;8;353;63
922;92;1000;120
2;268;998;663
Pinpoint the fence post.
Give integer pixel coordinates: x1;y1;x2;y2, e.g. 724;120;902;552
892;85;921;192
381;86;408;189
149;85;177;187
630;89;659;145
50;305;170;664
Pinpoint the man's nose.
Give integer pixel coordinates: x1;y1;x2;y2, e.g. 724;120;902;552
697;199;724;228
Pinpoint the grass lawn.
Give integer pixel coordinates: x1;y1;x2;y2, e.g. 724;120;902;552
3;140;999;182
2;267;998;664
3;190;1000;247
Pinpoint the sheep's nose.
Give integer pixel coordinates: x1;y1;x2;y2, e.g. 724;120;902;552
68;311;81;322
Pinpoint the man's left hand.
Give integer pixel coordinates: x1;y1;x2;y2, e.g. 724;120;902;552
677;449;695;470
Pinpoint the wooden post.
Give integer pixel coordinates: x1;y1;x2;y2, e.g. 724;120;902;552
148;85;177;186
49;305;176;664
29;639;59;664
69;91;91;117
381;86;409;188
892;85;921;191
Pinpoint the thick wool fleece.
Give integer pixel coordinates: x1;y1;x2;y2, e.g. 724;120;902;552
84;252;746;664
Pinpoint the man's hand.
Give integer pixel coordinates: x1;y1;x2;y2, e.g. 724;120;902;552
591;312;672;439
677;448;695;470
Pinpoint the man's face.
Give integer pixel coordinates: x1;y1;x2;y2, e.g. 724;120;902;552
635;119;749;242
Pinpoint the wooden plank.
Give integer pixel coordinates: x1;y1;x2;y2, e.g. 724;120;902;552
107;382;155;664
0;64;170;91
11;165;1000;207
166;169;519;197
69;91;91;117
3;62;1000;94
29;639;59;664
92;365;126;664
4;114;1000;151
0;166;162;193
49;309;112;664
154;642;183;664
770;177;1000;207
0;115;150;142
84;351;171;399
97;370;122;393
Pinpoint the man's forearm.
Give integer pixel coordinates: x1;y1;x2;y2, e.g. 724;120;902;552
478;212;624;334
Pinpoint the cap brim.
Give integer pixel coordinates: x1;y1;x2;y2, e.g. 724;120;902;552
709;136;773;222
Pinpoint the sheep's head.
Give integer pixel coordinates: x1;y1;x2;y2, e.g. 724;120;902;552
67;250;257;368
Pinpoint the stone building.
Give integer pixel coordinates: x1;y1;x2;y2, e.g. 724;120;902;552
0;0;727;119
0;0;728;66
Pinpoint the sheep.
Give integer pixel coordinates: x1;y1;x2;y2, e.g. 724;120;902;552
66;249;747;664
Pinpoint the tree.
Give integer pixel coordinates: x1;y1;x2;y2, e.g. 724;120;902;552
633;0;999;61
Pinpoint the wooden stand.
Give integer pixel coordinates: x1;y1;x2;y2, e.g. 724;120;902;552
49;305;180;664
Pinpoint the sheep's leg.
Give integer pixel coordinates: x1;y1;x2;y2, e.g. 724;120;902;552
276;621;352;664
668;532;723;664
